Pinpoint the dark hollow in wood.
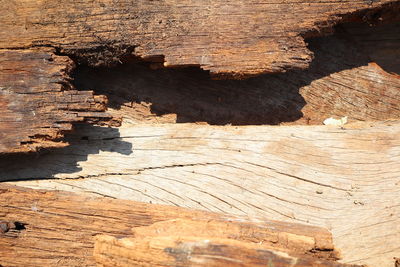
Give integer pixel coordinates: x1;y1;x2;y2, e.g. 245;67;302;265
73;21;400;126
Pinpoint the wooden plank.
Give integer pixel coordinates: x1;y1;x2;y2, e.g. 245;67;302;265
3;121;400;266
0;49;118;153
0;185;343;267
1;0;399;76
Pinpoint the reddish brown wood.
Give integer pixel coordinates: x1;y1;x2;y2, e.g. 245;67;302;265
95;235;359;267
0;185;346;267
94;219;358;267
1;0;399;76
0;49;118;153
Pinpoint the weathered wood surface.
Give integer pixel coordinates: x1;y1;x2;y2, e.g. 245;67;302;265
3;121;400;266
0;49;117;153
94;219;357;267
0;185;344;267
1;4;399;153
2;21;399;152
95;236;345;267
1;0;399;76
73;24;400;125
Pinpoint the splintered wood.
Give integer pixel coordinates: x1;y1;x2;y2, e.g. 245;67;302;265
1;0;399;76
0;49;117;153
0;185;348;267
1;1;400;153
94;219;359;267
73;28;400;126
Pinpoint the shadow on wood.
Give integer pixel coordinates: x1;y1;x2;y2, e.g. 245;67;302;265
0;125;132;182
72;21;400;126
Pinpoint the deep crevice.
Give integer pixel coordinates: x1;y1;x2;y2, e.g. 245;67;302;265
13;222;26;231
70;20;400;126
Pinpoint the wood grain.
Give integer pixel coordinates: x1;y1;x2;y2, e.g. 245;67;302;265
0;185;343;267
0;49;117;153
4;121;400;266
1;0;399;76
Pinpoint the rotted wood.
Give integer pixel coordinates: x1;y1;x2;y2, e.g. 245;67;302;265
73;23;400;125
0;49;118;154
0;185;345;267
1;0;399;76
94;219;358;267
1;2;399;153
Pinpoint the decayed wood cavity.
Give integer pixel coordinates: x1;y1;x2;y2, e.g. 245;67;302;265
0;49;117;153
1;0;399;76
73;21;400;125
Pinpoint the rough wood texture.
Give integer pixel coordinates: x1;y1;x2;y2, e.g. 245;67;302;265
94;218;358;267
95;236;342;267
0;49;117;153
1;20;399;152
128;218;336;256
4;121;400;266
1;0;399;76
73;26;400;125
0;185;343;267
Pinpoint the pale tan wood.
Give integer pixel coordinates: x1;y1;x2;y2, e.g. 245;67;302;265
0;185;341;267
3;121;400;267
1;0;398;76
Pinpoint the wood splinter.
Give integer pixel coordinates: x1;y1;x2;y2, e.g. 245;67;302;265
0;48;119;154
